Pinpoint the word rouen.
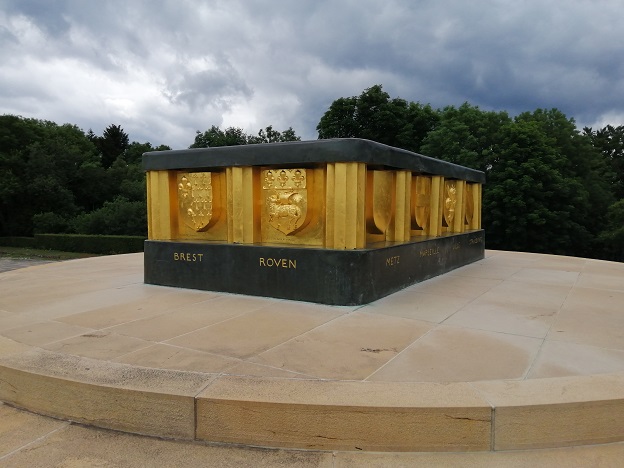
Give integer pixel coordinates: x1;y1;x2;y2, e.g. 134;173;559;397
259;257;297;269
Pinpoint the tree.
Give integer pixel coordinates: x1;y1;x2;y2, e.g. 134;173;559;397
485;119;591;255
598;199;624;261
190;125;301;148
316;84;439;152
247;125;301;144
190;126;248;148
586;124;624;199
0;115;99;236
420;103;510;172
516;110;613;257
95;124;129;168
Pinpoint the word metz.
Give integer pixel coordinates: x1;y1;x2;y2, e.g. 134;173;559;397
259;257;297;269
386;256;400;266
173;252;203;262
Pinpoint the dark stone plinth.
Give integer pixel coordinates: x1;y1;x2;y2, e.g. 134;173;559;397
144;231;485;306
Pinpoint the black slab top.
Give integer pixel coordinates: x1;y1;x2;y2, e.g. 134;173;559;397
142;138;485;184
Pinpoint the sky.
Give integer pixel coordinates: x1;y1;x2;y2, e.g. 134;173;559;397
1;0;623;149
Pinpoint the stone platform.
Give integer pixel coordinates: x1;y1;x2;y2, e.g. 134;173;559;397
1;251;623;457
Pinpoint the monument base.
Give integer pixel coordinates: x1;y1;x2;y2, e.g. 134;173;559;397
144;230;484;305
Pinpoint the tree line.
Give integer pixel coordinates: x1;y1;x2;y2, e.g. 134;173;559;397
0;84;622;260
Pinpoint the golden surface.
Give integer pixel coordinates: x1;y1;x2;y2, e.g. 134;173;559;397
146;163;482;248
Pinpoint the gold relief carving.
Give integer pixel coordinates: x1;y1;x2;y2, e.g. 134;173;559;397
177;172;220;232
411;175;431;231
443;180;457;227
262;169;308;235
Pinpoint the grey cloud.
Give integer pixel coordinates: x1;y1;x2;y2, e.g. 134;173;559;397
1;0;623;148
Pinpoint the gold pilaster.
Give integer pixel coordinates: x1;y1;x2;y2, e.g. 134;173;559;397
146;170;177;240
429;176;444;237
326;162;366;249
392;170;411;242
471;183;482;230
226;167;260;244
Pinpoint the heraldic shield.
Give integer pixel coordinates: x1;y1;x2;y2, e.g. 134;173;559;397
262;168;308;235
177;172;216;232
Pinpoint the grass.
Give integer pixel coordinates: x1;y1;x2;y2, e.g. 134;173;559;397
0;246;98;260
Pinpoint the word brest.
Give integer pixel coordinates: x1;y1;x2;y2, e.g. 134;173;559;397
173;252;204;262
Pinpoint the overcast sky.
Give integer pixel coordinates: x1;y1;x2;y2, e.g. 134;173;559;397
1;0;623;149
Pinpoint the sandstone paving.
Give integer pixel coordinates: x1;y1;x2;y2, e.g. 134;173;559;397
1;252;624;460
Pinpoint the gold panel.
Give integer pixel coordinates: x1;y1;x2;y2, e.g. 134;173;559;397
146;164;482;248
411;175;431;236
260;168;325;246
326;162;366;249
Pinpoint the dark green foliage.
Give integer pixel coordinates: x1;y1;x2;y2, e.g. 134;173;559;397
92;124;130;168
71;197;147;236
0;236;37;248
190;125;300;148
0;115;165;238
316;84;439;152
598;200;624;261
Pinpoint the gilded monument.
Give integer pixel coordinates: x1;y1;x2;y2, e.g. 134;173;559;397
143;138;485;305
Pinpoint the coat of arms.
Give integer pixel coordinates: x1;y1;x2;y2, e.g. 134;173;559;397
412;175;431;231
444;180;457;227
177;172;215;231
262;169;307;235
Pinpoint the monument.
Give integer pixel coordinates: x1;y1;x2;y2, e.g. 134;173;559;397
142;138;485;305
